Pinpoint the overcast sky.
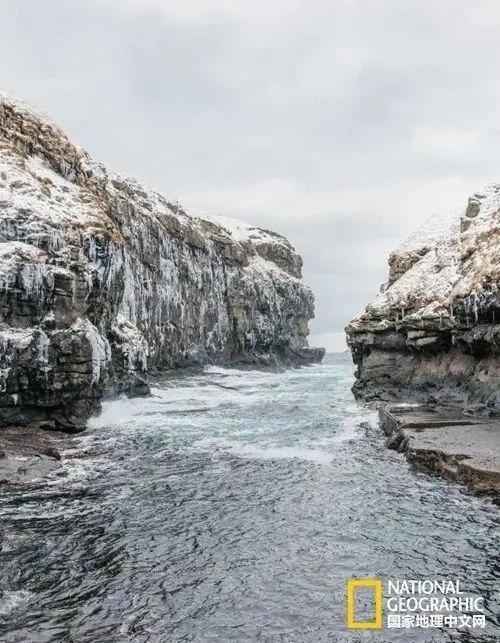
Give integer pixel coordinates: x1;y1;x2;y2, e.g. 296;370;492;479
2;1;500;351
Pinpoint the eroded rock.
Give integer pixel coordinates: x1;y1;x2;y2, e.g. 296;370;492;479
346;185;500;411
0;94;324;431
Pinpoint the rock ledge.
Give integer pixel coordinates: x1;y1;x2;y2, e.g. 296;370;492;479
380;404;500;498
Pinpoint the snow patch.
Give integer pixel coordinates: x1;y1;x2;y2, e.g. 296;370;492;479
200;213;289;248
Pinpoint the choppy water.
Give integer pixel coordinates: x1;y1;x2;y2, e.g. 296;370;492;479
0;354;499;642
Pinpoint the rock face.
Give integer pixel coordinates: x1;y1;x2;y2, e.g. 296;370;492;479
0;95;323;432
346;185;500;413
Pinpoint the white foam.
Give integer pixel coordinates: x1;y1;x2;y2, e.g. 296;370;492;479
197;438;334;464
0;590;33;617
87;396;142;428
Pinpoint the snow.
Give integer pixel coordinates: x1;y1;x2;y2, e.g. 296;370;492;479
365;236;461;318
396;209;461;254
355;181;500;324
0;152;102;233
462;183;500;236
199;213;290;248
26;156;72;188
247;253;300;282
1;93;58;130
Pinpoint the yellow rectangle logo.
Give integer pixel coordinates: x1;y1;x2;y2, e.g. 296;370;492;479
346;578;383;629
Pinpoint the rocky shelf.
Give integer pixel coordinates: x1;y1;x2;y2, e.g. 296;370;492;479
0;424;66;485
380;404;500;498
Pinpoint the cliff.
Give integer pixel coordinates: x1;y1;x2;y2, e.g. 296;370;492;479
0;95;323;432
346;184;500;413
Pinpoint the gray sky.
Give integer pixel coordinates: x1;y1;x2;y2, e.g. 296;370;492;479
2;1;500;351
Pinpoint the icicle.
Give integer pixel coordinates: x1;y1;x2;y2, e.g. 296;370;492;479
21;263;50;300
73;319;111;384
87;236;97;262
36;331;49;365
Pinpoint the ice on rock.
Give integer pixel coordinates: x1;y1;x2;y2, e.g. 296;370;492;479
0;328;34;393
347;177;500;410
0;93;321;429
21;263;51;299
72;318;111;385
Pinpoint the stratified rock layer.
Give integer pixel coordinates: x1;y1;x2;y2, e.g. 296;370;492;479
379;405;500;497
0;95;323;431
346;185;500;412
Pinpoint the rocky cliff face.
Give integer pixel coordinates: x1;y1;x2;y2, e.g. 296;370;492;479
346;185;500;413
0;95;323;431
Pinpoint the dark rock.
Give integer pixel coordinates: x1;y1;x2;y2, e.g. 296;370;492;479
386;432;404;450
127;375;151;397
43;446;61;460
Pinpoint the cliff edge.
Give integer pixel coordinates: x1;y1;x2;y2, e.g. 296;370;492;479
346;184;500;413
0;95;323;432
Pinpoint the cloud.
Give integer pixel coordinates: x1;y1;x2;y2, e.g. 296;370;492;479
94;0;305;22
1;0;500;352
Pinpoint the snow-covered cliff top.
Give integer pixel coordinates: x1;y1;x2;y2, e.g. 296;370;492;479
0;92;303;280
349;181;500;328
200;213;291;248
396;209;460;254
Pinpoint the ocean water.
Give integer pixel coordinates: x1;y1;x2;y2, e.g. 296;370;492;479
0;354;498;642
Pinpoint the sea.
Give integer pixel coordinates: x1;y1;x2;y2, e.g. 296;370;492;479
0;354;498;642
